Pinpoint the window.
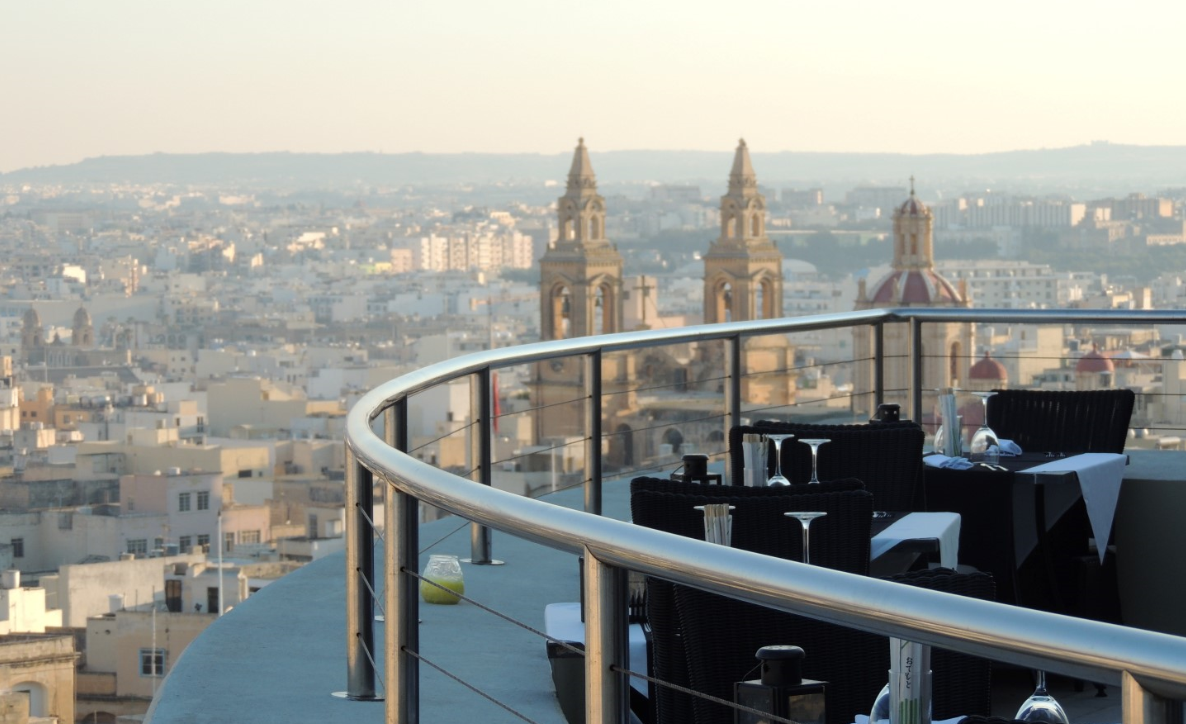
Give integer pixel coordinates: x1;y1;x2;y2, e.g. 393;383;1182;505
238;470;252;479
11;538;23;558
240;530;261;545
197;534;210;550
154;537;164;551
179;535;192;552
178;492;191;512
140;648;166;677
224;531;235;553
197;491;210;511
127;539;147;555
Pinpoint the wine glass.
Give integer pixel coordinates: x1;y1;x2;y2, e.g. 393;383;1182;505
1015;670;1069;724
785;511;826;564
766;434;794;486
968;392;1000;464
798;438;830;484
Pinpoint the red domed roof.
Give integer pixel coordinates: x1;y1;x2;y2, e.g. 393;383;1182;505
969;351;1007;381
869;269;962;305
1076;346;1114;374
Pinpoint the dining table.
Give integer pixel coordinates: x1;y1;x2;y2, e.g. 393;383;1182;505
922;451;1124;620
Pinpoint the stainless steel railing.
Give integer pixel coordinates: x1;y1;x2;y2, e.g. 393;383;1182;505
345;307;1186;724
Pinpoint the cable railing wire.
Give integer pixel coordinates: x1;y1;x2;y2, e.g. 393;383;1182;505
355;503;385;547
404;649;541;724
410;564;801;723
408;565;800;723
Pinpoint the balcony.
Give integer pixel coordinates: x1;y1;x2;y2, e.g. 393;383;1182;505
145;308;1186;724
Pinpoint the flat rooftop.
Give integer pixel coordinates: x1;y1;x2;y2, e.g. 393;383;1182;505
145;474;1125;724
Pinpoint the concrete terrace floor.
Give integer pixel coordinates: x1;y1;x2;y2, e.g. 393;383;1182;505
144;474;1123;724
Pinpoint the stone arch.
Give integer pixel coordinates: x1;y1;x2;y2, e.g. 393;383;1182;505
11;681;48;717
589;216;600;240
750;212;761;237
609;423;635;468
550;284;572;339
663;427;684;456
713;280;734;324
758;275;778;319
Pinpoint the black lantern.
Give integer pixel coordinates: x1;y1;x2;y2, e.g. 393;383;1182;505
671;453;722;485
734;645;826;724
871;403;901;423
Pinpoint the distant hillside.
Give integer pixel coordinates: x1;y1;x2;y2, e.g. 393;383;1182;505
5;144;1186;189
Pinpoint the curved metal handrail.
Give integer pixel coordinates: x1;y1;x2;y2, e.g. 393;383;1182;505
346;307;1186;723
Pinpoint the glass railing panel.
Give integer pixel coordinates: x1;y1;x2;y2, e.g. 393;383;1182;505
600;339;731;482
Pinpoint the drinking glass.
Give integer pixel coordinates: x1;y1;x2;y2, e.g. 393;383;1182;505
785;511;827;564
968;392;1000;464
798;438;830;484
766;434;794;486
1015;671;1069;724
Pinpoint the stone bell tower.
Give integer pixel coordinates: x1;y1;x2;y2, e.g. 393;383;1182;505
533;139;631;443
701;139;794;406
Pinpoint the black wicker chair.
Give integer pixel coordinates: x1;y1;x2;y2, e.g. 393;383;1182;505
728;420;926;511
674;568;995;724
985;389;1135;455
631;479;873;724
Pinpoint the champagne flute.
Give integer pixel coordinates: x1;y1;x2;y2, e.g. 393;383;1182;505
765;434;794;486
798;438;830;484
785;511;826;564
1015;670;1069;724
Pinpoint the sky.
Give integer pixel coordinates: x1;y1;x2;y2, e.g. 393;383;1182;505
3;0;1186;173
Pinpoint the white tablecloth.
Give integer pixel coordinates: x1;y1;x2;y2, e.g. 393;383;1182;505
1020;453;1126;564
870;512;961;569
544;602;649;695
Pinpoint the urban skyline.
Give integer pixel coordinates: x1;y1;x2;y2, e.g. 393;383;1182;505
5;0;1186;172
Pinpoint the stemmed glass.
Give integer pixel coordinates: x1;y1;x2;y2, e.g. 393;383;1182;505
798;438;830;484
1015;671;1069;724
968;392;1000;464
766;434;794;486
785;511;827;564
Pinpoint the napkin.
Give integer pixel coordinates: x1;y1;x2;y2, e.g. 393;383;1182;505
923;454;973;470
996;439;1022;456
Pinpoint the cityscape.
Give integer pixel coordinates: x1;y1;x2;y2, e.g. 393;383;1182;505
4;1;1186;721
1;136;1186;721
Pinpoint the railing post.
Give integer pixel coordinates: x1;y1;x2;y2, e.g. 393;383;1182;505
726;333;742;444
583;549;630;724
1122;671;1173;724
386;400;419;724
343;443;378;700
873;321;885;410
467;368;500;564
910;316;924;424
585;350;603;516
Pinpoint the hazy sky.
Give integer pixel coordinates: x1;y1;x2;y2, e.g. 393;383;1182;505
4;0;1186;173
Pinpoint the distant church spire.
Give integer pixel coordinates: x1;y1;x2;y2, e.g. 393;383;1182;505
727;138;758;195
566;137;598;195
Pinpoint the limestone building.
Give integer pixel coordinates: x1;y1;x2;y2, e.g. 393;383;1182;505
853;181;973;420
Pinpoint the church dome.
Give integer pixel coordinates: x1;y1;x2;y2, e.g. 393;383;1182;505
23;308;40;327
74;306;92;326
969;351;1007;381
868;269;962;305
1076;346;1114;374
896;193;931;218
